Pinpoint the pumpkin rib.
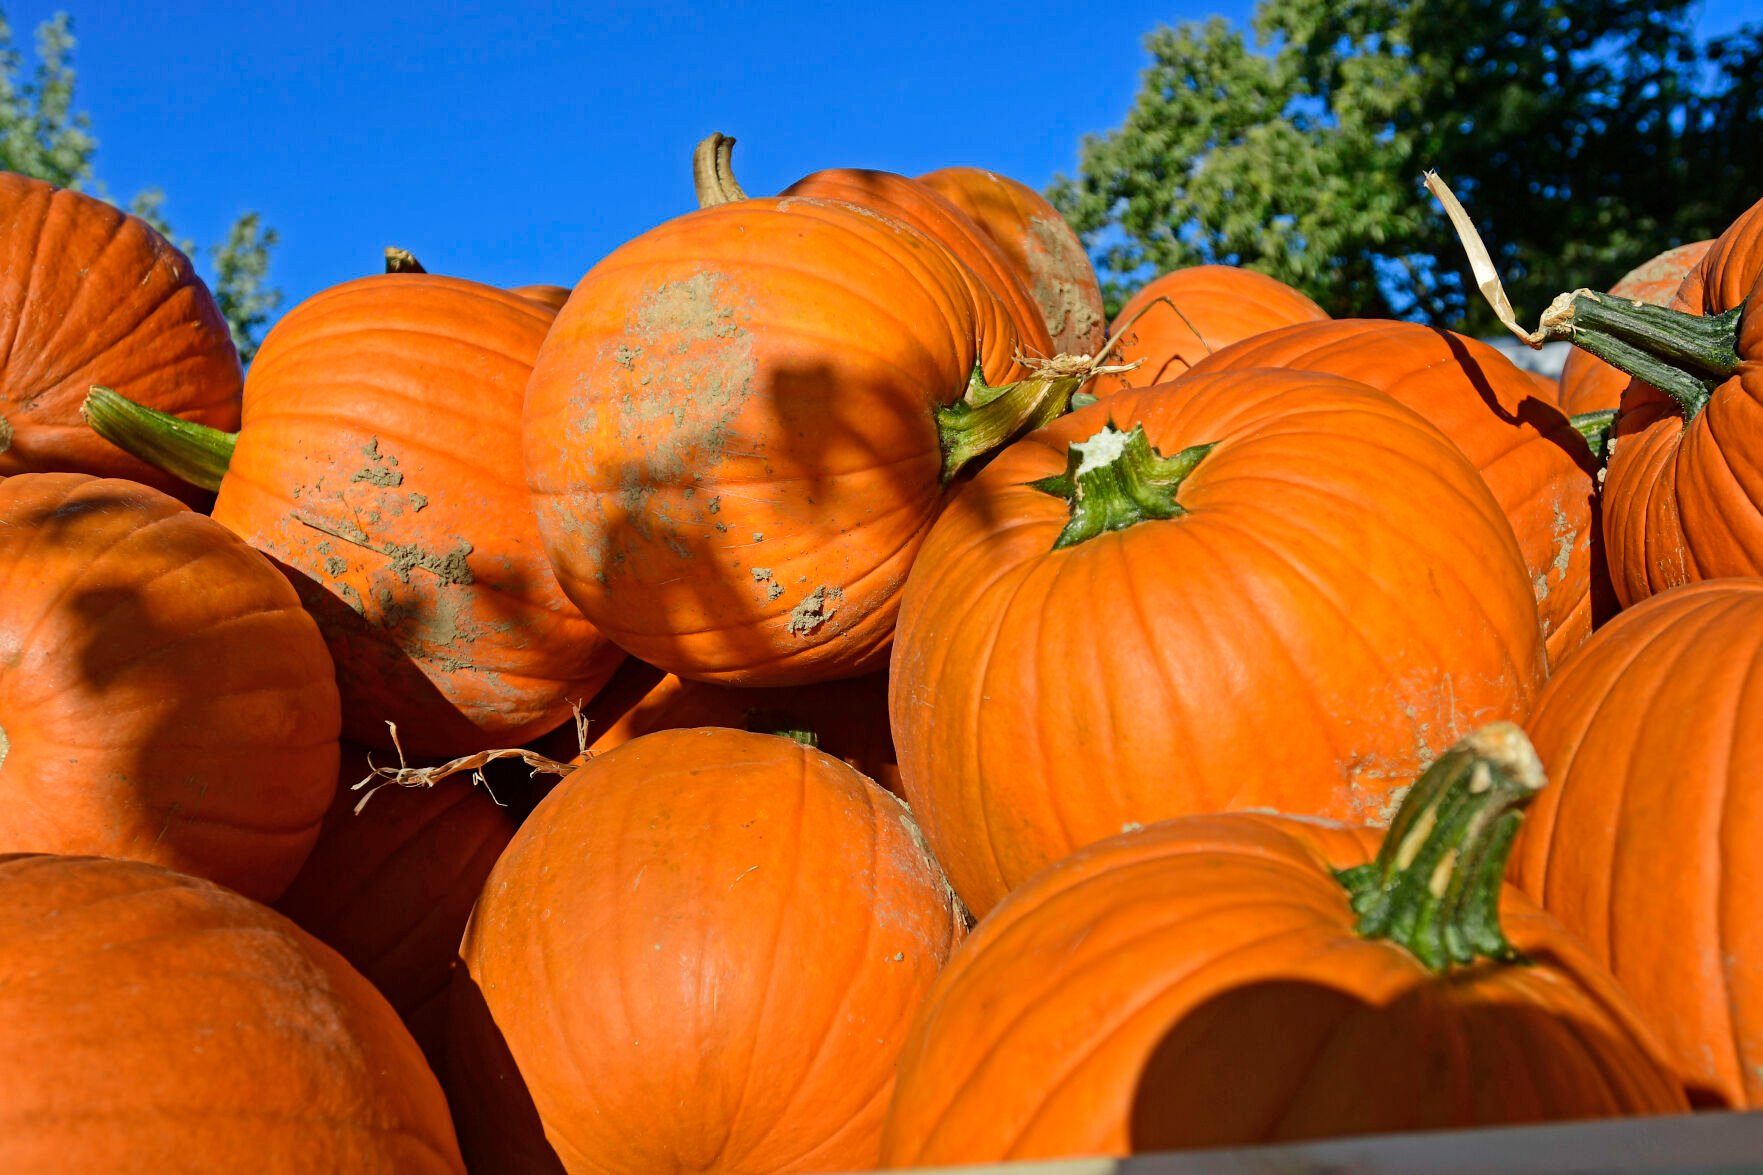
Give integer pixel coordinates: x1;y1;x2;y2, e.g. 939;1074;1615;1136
263;326;555;388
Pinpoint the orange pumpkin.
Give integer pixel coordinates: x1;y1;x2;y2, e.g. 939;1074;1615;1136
447;727;965;1173
0;172;239;505
275;743;518;1068
86;273;625;756
524;195;1070;685
1100;264;1329;391
1556;239;1714;416
880;726;1687;1166
510;283;572;312
891;373;1546;915
0;853;465;1172
1511;579;1763;1109
1184;320;1597;665
917;165;1107;358
0;474;339;902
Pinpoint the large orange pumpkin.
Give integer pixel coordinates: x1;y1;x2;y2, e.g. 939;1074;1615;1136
524;195;1071;685
447;727;965;1174
1510;579;1763;1109
0;853;464;1172
0;172;239;504
891;373;1547;915
87;273;625;756
1100;264;1329;391
275;743;518;1068
1183;320;1598;664
1556;239;1714;416
880;726;1687;1166
917;165;1107;358
0;473;339;902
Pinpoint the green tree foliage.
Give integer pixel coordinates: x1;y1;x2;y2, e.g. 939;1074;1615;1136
1051;1;1763;332
0;8;281;361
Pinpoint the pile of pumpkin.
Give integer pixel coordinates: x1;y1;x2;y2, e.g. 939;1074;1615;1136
1;130;1759;1171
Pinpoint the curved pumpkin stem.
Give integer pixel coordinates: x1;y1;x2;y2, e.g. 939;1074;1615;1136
385;247;427;274
81;386;237;492
693;132;747;208
1028;419;1214;549
1570;408;1620;461
1336;721;1547;973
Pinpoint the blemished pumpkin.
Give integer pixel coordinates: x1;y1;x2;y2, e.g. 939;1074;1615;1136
891;372;1546;915
524;194;1080;685
1555;239;1714;417
1183;319;1598;665
1510;579;1763;1110
0;473;339;903
916;165;1107;358
446;727;965;1174
1099;264;1329;391
275;743;518;1069
0;171;240;505
85;272;625;757
0;853;465;1173
880;725;1688;1167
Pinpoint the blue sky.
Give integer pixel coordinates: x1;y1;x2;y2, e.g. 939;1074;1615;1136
11;1;1755;316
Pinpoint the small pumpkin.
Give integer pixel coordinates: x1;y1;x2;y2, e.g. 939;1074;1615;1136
1100;264;1329;391
524;193;1078;685
0;171;240;505
86;272;625;756
1510;579;1763;1109
880;726;1688;1166
891;373;1546;915
275;743;518;1068
0;853;464;1172
447;727;965;1174
0;473;339;902
1555;239;1714;417
916;165;1107;358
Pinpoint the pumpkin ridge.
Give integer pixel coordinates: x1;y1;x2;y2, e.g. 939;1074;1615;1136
0;185;55;373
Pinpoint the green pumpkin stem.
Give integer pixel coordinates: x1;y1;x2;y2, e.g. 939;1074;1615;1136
743;708;820;749
937;362;1089;483
1569;408;1619;461
1335;721;1547;973
693;132;747;208
1029;420;1214;549
81;386;236;493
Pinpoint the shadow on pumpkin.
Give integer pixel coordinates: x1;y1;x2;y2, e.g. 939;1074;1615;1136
445;970;568;1174
1126;971;1689;1155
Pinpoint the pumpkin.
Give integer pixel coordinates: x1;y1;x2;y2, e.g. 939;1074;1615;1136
85;272;625;757
1100;264;1329;391
695;134;1056;364
524;194;1075;685
0;171;239;505
0;853;464;1172
880;725;1688;1167
891;372;1547;915
1183;319;1597;665
275;743;518;1068
0;473;339;902
1510;579;1763;1109
446;727;965;1174
1555;239;1714;417
532;657;901;793
510;284;572;312
917;165;1107;358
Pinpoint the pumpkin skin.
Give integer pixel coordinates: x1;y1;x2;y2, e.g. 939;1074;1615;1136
917;165;1107;358
524;196;1033;685
0;172;240;504
891;373;1546;915
778;168;1056;360
275;743;518;1068
1100;264;1329;391
1184;320;1597;665
1602;200;1763;606
881;811;1687;1166
0;853;464;1172
211;272;624;756
0;474;339;903
1556;240;1714;416
1510;579;1763;1109
447;727;965;1174
510;283;572;312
